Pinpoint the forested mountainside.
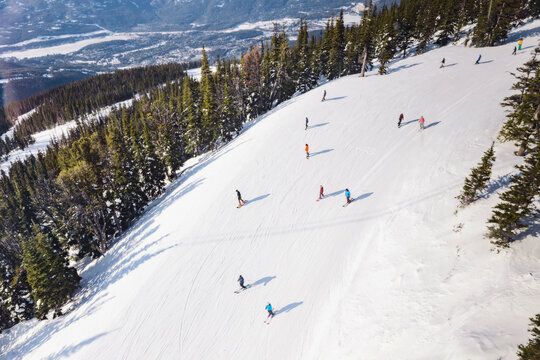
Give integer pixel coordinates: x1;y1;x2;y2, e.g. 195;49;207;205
0;61;201;159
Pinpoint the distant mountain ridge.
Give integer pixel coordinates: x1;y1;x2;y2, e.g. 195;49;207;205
0;0;363;43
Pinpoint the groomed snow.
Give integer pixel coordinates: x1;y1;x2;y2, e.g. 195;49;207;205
1;20;539;360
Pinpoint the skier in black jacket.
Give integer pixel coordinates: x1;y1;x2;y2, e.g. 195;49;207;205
238;275;247;289
236;190;246;207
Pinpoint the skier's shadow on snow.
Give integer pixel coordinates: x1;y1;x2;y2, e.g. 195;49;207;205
443;63;458;67
399;118;419;127
245;193;270;205
477;60;494;65
323;189;345;198
424;121;441;130
324;96;347;101
310;149;334;157
389;62;420;73
276;301;303;315
250;275;276;288
309;122;329;129
355;192;374;201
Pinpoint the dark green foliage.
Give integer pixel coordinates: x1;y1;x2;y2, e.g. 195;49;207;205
457;143;496;206
200;47;219;149
141;118;166;199
500;46;540;155
0;249;34;330
295;19;317;93
472;0;525;46
22;225;79;319
518;314;540;360
487;46;539;247
182;77;201;155
487;140;539;246
0;63;196;159
328;10;346;79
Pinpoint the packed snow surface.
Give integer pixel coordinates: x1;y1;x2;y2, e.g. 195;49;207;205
1;20;539;360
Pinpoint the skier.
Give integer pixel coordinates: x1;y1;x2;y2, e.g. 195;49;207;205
345;188;352;204
319;185;324;200
440;58;445;68
419;116;425;130
305;144;310;159
512;46;517;55
518;38;523;50
236;189;246;207
238;275;247;289
475;54;481;65
305;117;309;130
321;90;326;102
398;113;404;128
265;303;275;320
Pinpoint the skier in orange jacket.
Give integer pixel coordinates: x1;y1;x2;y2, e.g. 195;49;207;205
305;144;310;159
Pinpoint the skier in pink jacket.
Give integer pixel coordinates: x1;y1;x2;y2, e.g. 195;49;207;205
419;116;425;130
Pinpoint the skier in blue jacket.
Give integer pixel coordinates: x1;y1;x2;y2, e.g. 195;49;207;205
238;275;247;289
475;54;481;64
266;303;275;318
345;189;352;203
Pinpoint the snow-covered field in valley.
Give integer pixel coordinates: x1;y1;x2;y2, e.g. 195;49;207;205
1;20;539;360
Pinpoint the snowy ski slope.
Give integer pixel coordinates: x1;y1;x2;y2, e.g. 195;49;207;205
1;20;539;360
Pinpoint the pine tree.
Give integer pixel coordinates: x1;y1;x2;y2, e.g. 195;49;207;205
220;82;241;141
320;20;333;79
22;224;79;319
328;10;346;79
395;0;417;57
199;47;219;149
457;143;496;207
295;20;314;93
0;250;34;330
435;0;459;46
375;6;398;75
241;45;263;119
308;35;322;86
105;119;144;232
182;77;201;155
141;117;166;200
487;140;539;246
358;1;377;76
517;314;540;360
268;27;294;105
472;0;522;46
415;1;437;54
500;46;540;156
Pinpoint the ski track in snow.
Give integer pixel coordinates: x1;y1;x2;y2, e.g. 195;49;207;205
0;19;540;360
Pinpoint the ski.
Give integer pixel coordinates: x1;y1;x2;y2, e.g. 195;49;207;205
234;285;251;293
236;201;247;208
343;198;355;207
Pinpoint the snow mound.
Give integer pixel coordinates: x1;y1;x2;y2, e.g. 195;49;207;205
1;20;539;360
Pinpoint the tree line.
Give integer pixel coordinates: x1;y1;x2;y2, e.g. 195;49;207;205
1;0;536;332
0;62;200;159
457;44;539;247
